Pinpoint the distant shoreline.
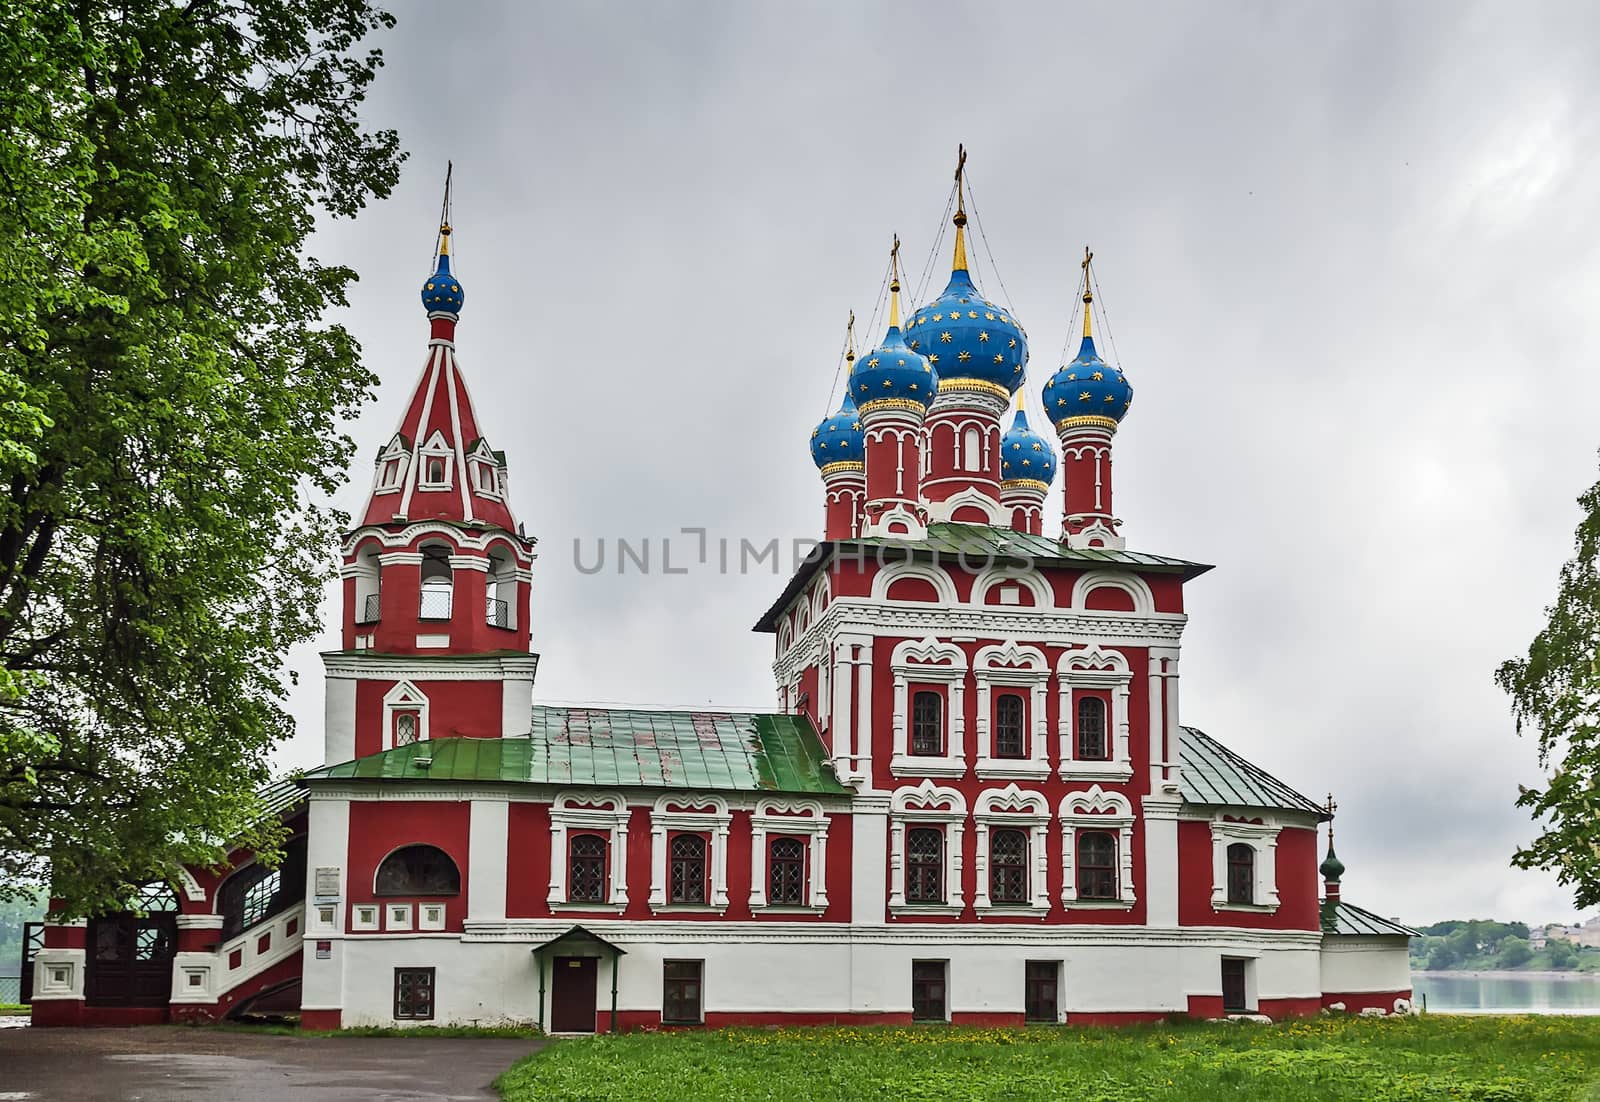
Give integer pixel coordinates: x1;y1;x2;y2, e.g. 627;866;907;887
1417;970;1600;981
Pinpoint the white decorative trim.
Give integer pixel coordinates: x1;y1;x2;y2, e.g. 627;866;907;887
385;902;413;931
30;948;84;1000
342;520;536;560
1210;816;1281;912
1056;646;1135;781
419;902;447;931
1069;570;1154;614
650;795;733;913
870;560;959;605
1059;786;1137;908
547;791;631;908
889;637;968;778
888;781;967;914
322;652;541;681
968;565;1054;610
749;798;831;912
382;680;429;750
176;867;207;903
417;429;455;491
351;904;379;931
973;785;1050;914
1065;520;1125;551
973;641;1050;780
925;486;1006;525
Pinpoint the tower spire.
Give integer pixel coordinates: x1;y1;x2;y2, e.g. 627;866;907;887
889;235;903;329
421;162;465;317
952;145;969;273
1081;246;1094;339
846;310;856;366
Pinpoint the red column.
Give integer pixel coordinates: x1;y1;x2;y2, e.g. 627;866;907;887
920;388;1007;517
1058;422;1120;547
821;465;865;541
861;407;928;536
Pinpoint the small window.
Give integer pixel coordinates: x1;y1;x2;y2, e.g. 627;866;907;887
378;457;403;489
911;691;943;756
989;828;1029;904
375;845;461;896
1076;696;1109;761
669;834;707;904
1221;958;1248;1013
994;694;1026;759
426;457;446;485
663;959;703;1024
906;827;944;904
768;837;806;906
1077;831;1117;900
962;426;982;472
1025;961;1059;1023
568;834;608;904
1227;843;1254;905
911;960;947;1022
394;967;435;1020
394;712;419;747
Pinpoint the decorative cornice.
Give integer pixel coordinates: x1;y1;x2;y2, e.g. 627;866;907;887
858;398;930;418
820;461;866;479
936;378;1012;402
1055;415;1119;434
999;479;1050;495
320;651;540;681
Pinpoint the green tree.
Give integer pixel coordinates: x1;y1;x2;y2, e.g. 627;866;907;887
1498;937;1533;968
1426;941;1460;971
1498;459;1600;907
0;0;402;913
1549;939;1581;970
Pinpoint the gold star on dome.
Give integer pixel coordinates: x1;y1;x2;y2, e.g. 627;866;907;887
978;332;989;342
1000;315;1010;323
1056;397;1067;407
909;383;918;391
868;357;880;367
985;312;995;320
1092;371;1104;381
1010;442;1021;451
1067;373;1077;381
928;354;939;364
859;383;869;393
922;363;931;372
897;359;906;366
910;340;920;350
811;429;819;439
1022;458;1031;467
1079;391;1091;401
883;380;893;388
993;354;1003;364
1104;394;1115;402
940;332;953;342
851;421;861;430
1008;338;1017;348
932;313;943;322
958;350;972;362
968;310;978;318
1031;442;1041;451
828;423;838;431
959;298;969;304
427;282;436;290
818;441;827;449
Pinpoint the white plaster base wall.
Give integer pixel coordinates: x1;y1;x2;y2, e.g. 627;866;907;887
327;925;1328;1027
1320;936;1412;994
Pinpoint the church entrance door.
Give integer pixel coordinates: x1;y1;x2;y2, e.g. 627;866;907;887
550;956;598;1033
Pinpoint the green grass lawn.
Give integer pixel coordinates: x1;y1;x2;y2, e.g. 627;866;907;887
495;1015;1600;1102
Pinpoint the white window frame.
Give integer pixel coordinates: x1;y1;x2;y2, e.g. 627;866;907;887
466;440;503;501
385;902;413;931
1210;816;1281;913
1059;786;1137;909
351;904;379;931
382;681;429;750
418;902;446;931
547;792;630;912
889;781;967;916
973;785;1050;914
649;795;732;913
749;798;830;912
1057;646;1134;782
418;430;454;491
373;435;410;495
890;638;968;778
974;643;1050;780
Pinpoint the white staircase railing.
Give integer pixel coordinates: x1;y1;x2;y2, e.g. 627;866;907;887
170;902;305;1008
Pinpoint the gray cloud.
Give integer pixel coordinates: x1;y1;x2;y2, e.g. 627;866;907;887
275;0;1600;927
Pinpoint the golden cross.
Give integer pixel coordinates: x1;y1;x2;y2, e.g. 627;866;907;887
845;310;855;362
1324;793;1338;817
1082;246;1093;276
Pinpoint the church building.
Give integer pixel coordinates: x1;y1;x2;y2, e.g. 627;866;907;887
27;159;1414;1030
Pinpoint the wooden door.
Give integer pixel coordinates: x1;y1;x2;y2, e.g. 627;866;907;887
86;914;176;1007
1221;958;1247;1012
550;956;598;1033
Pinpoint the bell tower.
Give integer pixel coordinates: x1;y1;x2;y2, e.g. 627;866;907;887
324;168;539;765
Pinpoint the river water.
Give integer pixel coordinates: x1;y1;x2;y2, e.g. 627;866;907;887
1412;971;1600;1014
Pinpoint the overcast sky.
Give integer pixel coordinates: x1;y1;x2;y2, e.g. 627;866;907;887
278;0;1600;928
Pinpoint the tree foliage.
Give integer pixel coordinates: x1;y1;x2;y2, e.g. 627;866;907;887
0;0;402;913
1498;459;1600;908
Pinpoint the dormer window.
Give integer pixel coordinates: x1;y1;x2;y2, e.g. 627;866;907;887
373;435;409;494
465;440;503;500
417;432;453;491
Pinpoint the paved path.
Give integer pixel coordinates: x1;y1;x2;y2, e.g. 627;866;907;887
0;1025;549;1101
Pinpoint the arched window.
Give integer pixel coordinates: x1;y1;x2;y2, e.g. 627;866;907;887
1077;831;1116;899
486;549;516;630
906;827;944;903
911;691;943;756
962;426;983;472
419;543;454;621
375;845;461;896
393;712;419;746
669;834;706;904
768;837;806;906
568;834;608;904
1227;843;1255;905
1076;697;1108;761
219;866;279;939
990;828;1028;904
995;694;1026;759
354;545;382;625
426;457;445;484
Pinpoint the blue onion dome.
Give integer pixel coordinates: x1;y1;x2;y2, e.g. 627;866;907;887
904;209;1027;400
810;390;865;471
851;259;936;414
1042;333;1132;429
420;224;465;314
999;400;1057;488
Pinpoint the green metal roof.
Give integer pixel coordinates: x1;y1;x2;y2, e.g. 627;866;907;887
1178;726;1327;817
305;707;850;796
755;523;1212;631
1322;899;1418;938
258;777;305;821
